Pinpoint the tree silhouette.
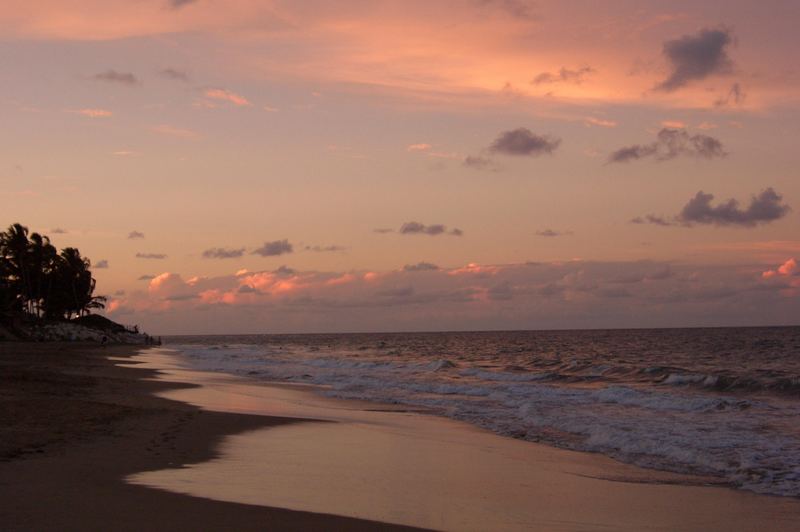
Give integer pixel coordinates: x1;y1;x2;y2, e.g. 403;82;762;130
0;223;105;321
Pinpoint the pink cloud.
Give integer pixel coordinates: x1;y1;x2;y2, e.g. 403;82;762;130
326;273;356;286
69;108;112;118
204;88;251;106
151;124;200;139
407;143;431;151
779;259;798;276
763;258;798;279
0;3;792;110
584;117;617;128
238;270;313;295
696;122;718;130
199;289;224;304
149;273;189;295
448;263;500;277
661;120;686;129
103;259;800;333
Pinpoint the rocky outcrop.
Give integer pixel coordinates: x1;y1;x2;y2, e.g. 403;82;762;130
26;322;152;344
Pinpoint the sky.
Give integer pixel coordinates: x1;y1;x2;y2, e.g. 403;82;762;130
2;0;800;334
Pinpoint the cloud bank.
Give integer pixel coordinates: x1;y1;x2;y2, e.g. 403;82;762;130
105;258;800;333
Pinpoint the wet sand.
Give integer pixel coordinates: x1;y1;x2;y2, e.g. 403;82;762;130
129;349;800;531
0;342;419;531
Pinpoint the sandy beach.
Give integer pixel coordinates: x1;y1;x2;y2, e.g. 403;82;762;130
3;343;800;531
0;343;419;531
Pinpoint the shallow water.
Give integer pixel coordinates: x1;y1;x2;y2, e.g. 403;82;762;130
125;349;800;532
164;327;800;497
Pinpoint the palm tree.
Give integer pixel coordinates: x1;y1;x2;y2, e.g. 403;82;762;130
27;232;58;318
0;258;15;314
54;248;105;319
0;224;32;313
1;223;106;321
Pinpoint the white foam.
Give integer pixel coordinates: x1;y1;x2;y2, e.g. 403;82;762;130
169;342;800;497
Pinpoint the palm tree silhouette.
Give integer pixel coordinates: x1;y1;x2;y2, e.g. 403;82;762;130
0;223;106;321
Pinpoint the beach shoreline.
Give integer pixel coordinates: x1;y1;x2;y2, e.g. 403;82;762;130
3;342;800;531
0;342;421;531
124;347;800;531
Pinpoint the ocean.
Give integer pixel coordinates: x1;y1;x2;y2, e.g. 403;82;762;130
163;327;800;497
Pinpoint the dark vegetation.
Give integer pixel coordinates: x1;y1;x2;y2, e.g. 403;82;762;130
0;223;105;322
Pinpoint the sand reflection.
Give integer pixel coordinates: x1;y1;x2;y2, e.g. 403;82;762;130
125;349;800;531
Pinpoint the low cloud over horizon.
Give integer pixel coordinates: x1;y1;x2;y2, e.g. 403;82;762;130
104;257;800;334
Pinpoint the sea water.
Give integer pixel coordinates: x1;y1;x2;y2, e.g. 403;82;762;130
163;327;800;497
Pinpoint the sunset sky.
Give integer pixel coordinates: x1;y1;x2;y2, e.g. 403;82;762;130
3;0;800;334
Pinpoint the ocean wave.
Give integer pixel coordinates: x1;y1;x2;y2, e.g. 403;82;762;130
168;338;800;497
